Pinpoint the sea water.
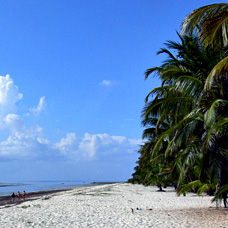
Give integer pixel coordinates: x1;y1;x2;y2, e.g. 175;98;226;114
0;180;91;196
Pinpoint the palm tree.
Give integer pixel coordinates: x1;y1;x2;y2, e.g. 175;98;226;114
131;34;226;199
130;3;228;207
134;35;210;188
181;3;228;206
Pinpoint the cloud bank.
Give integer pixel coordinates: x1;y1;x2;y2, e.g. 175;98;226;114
0;75;141;164
0;130;140;162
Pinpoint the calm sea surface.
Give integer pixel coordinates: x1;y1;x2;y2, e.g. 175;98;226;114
0;180;92;196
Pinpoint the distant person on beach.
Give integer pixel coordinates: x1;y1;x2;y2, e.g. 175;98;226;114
22;191;26;200
17;191;21;200
11;192;15;202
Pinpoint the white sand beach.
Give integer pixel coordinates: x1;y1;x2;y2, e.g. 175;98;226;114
0;183;227;228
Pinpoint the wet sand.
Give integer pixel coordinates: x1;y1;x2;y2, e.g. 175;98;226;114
0;188;73;207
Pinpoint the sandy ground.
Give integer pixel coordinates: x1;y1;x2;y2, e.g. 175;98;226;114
0;183;228;228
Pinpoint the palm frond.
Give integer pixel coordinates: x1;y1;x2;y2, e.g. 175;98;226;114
142;96;190;120
152;109;200;156
197;183;215;195
204;99;228;128
181;3;228;35
200;11;228;47
177;180;202;196
204;56;228;91
213;183;228;202
145;85;171;102
174;75;203;98
144;67;162;79
157;48;177;61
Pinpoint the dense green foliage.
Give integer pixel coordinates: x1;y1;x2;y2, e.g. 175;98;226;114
128;3;228;207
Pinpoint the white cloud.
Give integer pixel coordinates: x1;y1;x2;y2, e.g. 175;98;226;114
0;125;59;160
0;131;42;158
78;133;98;158
54;133;77;154
5;114;24;132
0;74;23;115
99;80;112;86
29;96;46;116
0;75;24;131
0;75;49;159
56;132;141;160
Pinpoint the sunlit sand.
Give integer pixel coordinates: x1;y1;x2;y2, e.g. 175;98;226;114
0;183;227;227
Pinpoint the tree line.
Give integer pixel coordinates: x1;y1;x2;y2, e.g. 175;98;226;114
128;3;228;207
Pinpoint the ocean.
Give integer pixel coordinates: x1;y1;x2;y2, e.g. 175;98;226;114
0;180;92;196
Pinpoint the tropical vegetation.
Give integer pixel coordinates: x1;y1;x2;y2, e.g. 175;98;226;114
128;3;228;207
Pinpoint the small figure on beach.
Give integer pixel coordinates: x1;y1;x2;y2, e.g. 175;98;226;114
132;207;153;213
17;191;21;200
11;192;15;202
22;191;26;201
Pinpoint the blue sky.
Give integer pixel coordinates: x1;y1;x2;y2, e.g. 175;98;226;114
0;0;218;182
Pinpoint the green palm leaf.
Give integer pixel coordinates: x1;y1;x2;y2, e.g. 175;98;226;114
144;67;162;79
177;180;202;196
181;3;228;47
204;56;228;91
201;11;228;47
142;97;190;119
204;99;228;128
213;183;228;202
174;75;203;98
197;184;213;195
152;110;200;156
145;85;171;102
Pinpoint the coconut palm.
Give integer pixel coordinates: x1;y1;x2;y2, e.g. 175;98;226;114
180;3;228;206
130;34;225;198
129;3;228;207
135;36;208;187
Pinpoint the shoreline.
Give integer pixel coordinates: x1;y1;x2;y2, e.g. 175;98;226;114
0;188;73;207
0;182;120;207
